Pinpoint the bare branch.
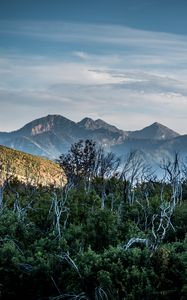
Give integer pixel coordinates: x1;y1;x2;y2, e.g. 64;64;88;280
123;237;149;250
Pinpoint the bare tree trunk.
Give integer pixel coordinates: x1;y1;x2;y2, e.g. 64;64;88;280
49;186;70;239
101;182;106;209
0;185;4;209
150;154;183;249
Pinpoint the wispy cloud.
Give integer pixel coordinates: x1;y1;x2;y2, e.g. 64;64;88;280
0;21;187;133
72;51;90;60
1;21;187;46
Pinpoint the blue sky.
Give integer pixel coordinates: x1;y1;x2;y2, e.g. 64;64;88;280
0;0;187;133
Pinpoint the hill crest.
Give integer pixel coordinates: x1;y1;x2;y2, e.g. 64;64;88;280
0;145;66;187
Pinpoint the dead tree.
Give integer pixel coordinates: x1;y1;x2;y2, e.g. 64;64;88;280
134;170;157;231
95;287;109;300
49;292;88;300
122;153;183;251
161;152;183;208
58;251;81;278
123;237;149;250
150;153;183;249
120;151;145;206
49;186;71;239
0;180;6;210
0;159;11;210
94;148;120;209
8;181;29;220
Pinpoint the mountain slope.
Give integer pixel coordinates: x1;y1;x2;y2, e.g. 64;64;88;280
0;145;66;187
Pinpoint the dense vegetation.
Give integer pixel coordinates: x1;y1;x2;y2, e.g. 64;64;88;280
0;140;186;299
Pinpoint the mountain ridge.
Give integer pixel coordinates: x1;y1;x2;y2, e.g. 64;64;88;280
0;115;185;165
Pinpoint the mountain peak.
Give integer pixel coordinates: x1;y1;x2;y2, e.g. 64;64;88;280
15;114;76;137
129;122;180;140
95;119;110;126
151;121;167;128
78;117;122;133
152;121;162;126
77;117;96;130
95;119;123;133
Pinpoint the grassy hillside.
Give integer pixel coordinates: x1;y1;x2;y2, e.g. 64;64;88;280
0;145;66;187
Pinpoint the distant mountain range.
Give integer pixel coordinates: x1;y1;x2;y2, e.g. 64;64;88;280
0;115;186;167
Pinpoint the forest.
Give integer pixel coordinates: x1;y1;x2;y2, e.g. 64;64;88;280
0;140;186;300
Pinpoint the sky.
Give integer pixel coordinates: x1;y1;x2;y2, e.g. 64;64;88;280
0;0;187;133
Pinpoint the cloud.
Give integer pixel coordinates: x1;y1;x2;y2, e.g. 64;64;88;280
72;51;90;60
1;20;187;52
0;53;187;133
1;20;187;75
0;21;187;133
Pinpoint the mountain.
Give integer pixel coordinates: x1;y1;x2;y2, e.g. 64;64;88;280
0;115;185;167
0;115;128;157
128;122;179;140
0;115;88;158
0;145;66;187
